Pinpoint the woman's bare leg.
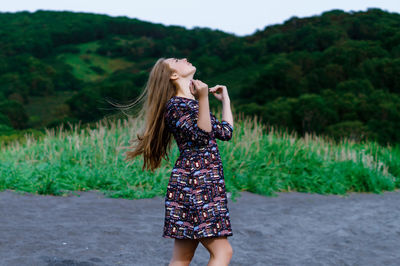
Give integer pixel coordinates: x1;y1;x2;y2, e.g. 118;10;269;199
199;236;233;266
169;238;200;266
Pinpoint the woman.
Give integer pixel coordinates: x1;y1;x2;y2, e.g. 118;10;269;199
124;57;234;266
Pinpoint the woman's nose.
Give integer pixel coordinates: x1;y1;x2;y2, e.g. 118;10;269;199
183;58;187;62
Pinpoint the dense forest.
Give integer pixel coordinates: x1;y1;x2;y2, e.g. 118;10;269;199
0;8;399;146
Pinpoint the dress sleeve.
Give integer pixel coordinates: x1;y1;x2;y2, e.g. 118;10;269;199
211;113;234;141
165;101;214;146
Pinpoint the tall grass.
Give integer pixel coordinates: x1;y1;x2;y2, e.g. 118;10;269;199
1;111;399;202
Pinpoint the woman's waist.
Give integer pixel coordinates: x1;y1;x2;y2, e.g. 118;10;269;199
180;146;207;154
178;145;219;155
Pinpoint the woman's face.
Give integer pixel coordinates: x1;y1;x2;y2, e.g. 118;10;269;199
166;57;196;78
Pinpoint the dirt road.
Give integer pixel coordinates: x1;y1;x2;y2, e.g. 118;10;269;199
1;189;399;265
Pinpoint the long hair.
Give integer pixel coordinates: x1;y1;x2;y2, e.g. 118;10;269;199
112;58;177;172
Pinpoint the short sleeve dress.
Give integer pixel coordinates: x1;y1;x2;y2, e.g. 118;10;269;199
162;95;234;239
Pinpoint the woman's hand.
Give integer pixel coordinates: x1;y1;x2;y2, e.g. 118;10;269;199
190;79;209;99
209;85;229;102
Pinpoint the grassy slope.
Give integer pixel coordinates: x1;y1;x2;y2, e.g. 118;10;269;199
24;40;135;127
56;41;135;82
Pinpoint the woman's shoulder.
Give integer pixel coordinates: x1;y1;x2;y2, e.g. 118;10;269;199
165;96;197;111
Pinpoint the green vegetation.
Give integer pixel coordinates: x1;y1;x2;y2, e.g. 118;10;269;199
0;8;400;148
57;41;134;82
0;112;399;201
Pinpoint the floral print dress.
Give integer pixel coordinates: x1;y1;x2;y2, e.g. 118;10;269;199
162;95;234;239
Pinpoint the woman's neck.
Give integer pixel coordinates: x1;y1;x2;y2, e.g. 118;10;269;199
175;92;195;100
174;77;195;100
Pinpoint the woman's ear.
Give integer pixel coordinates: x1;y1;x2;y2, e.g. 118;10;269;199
170;72;179;80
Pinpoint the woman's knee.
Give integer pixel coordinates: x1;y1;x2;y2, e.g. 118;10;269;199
216;245;233;259
227;244;233;257
209;243;233;260
170;251;195;266
176;250;196;261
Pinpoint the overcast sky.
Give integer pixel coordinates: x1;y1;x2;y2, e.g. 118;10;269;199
1;0;399;36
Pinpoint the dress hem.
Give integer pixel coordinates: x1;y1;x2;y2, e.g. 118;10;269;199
162;232;233;240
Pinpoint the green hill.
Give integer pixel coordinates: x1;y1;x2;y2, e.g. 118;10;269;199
0;8;400;146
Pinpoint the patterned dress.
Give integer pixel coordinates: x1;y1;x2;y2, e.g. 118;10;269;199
162;95;234;239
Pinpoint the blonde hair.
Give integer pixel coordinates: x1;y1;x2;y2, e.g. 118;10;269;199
113;58;177;172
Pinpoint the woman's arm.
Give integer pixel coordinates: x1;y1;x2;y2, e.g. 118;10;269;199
221;95;233;128
198;96;212;132
192;79;212;132
210;85;233;128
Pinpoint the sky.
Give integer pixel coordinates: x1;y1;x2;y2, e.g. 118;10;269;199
1;0;399;37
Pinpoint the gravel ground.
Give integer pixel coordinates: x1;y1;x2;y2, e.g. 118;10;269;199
1;189;399;266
